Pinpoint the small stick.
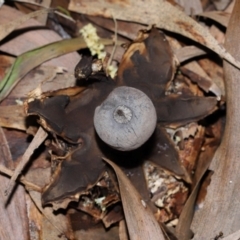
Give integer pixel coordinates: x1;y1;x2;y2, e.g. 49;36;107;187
0;164;42;192
106;12;118;75
5;126;47;195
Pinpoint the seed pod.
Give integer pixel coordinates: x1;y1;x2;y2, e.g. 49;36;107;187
94;86;157;151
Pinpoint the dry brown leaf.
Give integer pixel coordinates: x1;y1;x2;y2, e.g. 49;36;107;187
1;65;76;105
103;157;165;240
0;105;26;130
29;190;74;239
176;46;207;62
0;8;50;41
0;5;79;71
175;0;203;15
191;1;240;238
197;11;230;27
0;126;29;240
182;61;222;97
198;57;225;97
6;127;48;195
119;220;129;240
69;0;240;69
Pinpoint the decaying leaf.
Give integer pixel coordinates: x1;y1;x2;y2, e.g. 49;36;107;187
191;1;240;238
0;105;26;130
0;127;29;240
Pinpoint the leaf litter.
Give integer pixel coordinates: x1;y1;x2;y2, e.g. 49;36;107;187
0;1;235;239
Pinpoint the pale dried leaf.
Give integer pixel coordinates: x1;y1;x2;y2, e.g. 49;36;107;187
176;46;207;62
6;65;76;101
222;229;240;240
175;0;203;15
103;158;165;240
191;1;240;238
6;127;48;195
212;0;232;10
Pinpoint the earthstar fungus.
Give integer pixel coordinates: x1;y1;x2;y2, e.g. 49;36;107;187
94;86;157;151
26;27;218;223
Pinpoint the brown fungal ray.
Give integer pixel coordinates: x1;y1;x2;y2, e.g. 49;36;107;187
117;27;177;99
148;127;186;176
42;127;106;205
27;95;69;134
155;95;217;126
27;80;115;143
116;27;217;125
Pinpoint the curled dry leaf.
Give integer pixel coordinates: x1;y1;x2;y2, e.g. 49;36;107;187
103;157;165;240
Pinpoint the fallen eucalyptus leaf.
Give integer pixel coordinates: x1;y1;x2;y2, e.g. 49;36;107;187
191;1;240;238
103;157;165;240
176;46;207;63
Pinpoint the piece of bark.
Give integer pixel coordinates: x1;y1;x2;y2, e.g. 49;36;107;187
191;2;240;239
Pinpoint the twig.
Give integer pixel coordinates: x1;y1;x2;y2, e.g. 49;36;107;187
0;164;42;192
106;12;118;76
5;126;47;195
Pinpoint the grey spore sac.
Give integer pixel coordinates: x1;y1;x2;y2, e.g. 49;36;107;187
94;86;157;151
